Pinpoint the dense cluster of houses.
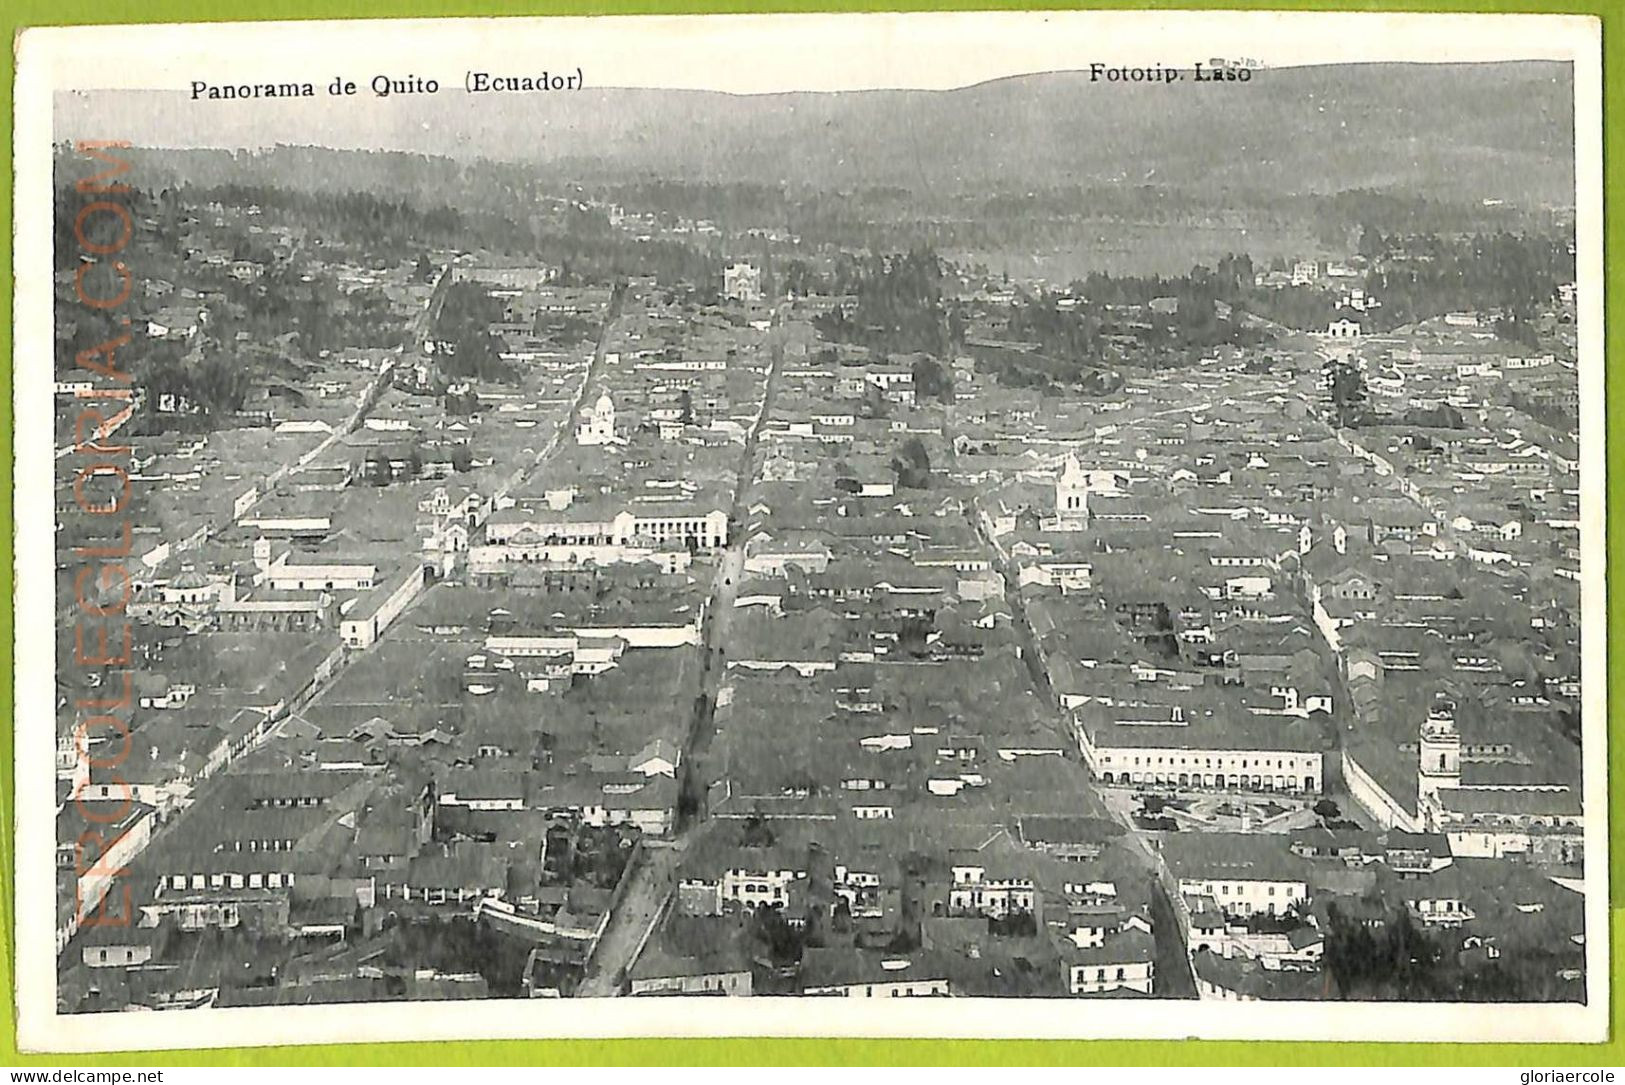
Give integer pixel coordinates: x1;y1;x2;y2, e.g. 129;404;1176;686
56;233;784;1006
627;267;1584;1002
596;290;1164;998
57;177;1585;1009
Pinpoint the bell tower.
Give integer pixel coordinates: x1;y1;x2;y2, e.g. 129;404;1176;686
1418;694;1462;824
1055;453;1090;524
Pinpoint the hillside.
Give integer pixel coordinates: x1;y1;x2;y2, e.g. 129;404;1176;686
54;61;1575;208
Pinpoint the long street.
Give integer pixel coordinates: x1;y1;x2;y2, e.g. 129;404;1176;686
575;301;789;995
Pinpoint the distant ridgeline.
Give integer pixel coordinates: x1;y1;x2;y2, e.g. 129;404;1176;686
54;60;1572;240
56;61;1574;204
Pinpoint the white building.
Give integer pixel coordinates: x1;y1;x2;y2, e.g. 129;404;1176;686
1053;452;1091;527
485;501;729;552
56;802;157;953
1416;696;1462;827
339;563;427;649
800;952;951;997
1067;932;1156;996
576;391;618;447
947;864;1035;919
256;539;377;593
723;262;762;303
1076;707;1323;794
1163;835;1310;922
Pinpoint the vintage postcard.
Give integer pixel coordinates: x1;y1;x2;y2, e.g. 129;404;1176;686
12;10;1606;1052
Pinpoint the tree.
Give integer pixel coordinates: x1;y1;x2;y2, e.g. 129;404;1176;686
1314;798;1341;821
1493;639;1541;683
677;768;702;823
1358;225;1387;261
886;924;923;952
414;252;436;282
677;389;694;425
449;444;474;473
1323;358;1369;427
1403;404;1466;430
751;905;805;965
831;898;853;934
810;248;948;356
434;283;518;383
444;387;480;416
1494;313;1541;349
364;450;391;486
860;379;889;420
741;815;775;848
1325;903;1445;1000
987;911;1038;938
782;259;819;298
892;436;932;490
911;356;955;402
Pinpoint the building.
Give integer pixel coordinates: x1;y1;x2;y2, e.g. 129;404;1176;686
56;802;156;953
1065;930;1156;995
800;948;952;997
723;262;762;303
450;263;558;290
1192;950;1326;1002
257;539;376;593
576;391;619;447
947;862;1036;919
627;946;753;996
1054;453;1090;527
677;837;808;915
1161;834;1310;926
483;499;729;554
339;563;427;649
1416;695;1462;821
1075;703;1324;794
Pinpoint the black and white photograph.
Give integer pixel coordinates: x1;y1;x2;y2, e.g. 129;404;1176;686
12;10;1607;1050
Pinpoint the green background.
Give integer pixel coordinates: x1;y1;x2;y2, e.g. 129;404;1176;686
2;0;1617;1066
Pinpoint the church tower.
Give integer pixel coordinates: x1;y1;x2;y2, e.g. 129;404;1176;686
577;390;616;447
1055;453;1090;524
1417;694;1462;825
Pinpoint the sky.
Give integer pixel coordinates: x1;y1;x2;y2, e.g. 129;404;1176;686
19;11;1598;95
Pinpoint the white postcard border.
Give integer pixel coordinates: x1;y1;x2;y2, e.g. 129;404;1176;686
11;9;1609;1052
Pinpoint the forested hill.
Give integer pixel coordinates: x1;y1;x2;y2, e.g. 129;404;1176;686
55;60;1574;208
